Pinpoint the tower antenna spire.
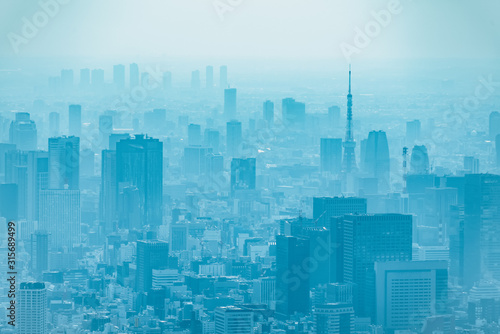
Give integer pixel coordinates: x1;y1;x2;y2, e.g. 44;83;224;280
348;64;351;94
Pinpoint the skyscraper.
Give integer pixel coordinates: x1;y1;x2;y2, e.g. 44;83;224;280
328;106;341;128
220;65;228;88
206;65;214;89
226;120;242;157
48;136;80;190
49;112;60;137
489;111;500;139
184;146;213;176
26;151;48;221
342;67;356;173
410;145;430;174
39;189;81;250
113;64;125;90
463;174;500;287
188;123;202;146
406;119;421;144
136;240;169;292
116;135;163;227
363;130;390;193
276;234;310;318
100;150;116;232
17;282;47;334
31;231;49;277
215;306;253;334
263;100;274;127
375;260;448;331
282;98;306;128
9;112;37;151
340;214;413;317
204;129;220;153
68;104;82;138
130;63;139;88
224;88;237;119
231;158;256;194
99;114;113;148
320;138;343;175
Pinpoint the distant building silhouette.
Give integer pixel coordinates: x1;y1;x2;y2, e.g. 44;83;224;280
68;104;81;138
224;88;237;119
364;130;390;193
320;138;342;175
9;112;37;151
406;119;421;144
48;136;79;190
226;120;242;157
410;145;430;174
489;111;500;139
263;100;274;127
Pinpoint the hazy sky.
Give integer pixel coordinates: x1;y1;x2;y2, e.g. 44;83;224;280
0;0;499;60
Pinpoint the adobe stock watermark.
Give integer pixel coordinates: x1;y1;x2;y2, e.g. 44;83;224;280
339;0;403;63
213;0;245;21
7;0;71;55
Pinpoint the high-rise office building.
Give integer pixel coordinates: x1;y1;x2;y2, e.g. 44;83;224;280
17;282;47;334
184;146;213;176
215;306;253;334
99;114;113;148
191;70;201;90
263;100;274;127
48;136;79;190
188;123;202;146
79;68;90;89
464;174;500;287
313;197;367;228
375;260;448;331
116;135;163;227
220;65;228;88
5;150;28;219
314;303;354;334
68;104;82;138
226;120;242;157
26;151;48;221
130;63;139;88
340;214;413;318
9;112;37;151
489;111;500;139
328;106;341;128
113;64;125;90
320;138;343;175
170;223;188;252
410;145;430;174
136;240;169;292
463;156;480;173
206;65;214;89
31;230;49;277
406;119;421;144
252;277;275;308
224;88;237;119
364;130;390;193
282;98;306;128
49;112;59;137
39;189;80;250
231;158;256;193
100;150;116;232
204;129;220;153
276;234;310;318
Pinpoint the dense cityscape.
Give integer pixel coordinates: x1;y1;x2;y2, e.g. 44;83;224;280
1;1;500;333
